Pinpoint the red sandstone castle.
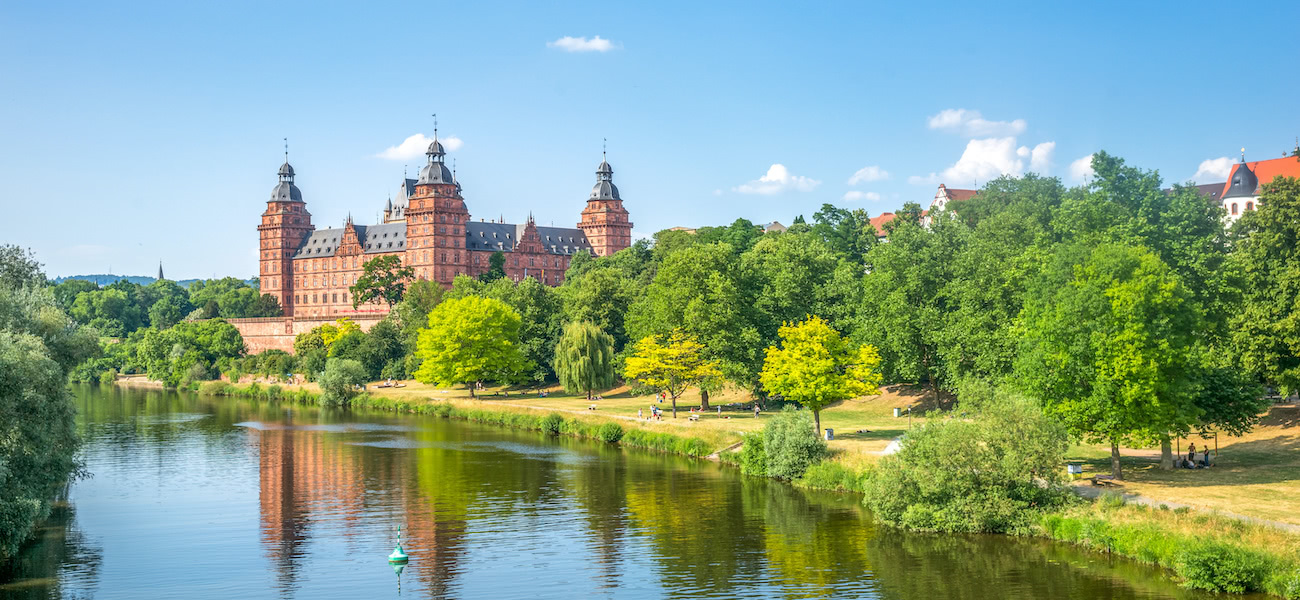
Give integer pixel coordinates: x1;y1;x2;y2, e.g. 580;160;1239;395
257;134;632;318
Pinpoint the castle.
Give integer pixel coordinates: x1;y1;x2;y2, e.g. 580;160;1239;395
257;133;632;319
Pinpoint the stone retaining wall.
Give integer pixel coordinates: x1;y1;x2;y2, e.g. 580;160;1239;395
227;315;384;354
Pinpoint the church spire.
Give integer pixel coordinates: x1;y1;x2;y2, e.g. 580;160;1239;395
157;261;164;281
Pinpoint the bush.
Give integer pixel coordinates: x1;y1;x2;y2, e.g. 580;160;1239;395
539;413;564;436
1099;491;1127;510
739;433;767;476
797;461;863;492
862;386;1070;533
763;407;827;480
317;358;368;407
597;422;624;443
97;367;117;385
1176;543;1271;594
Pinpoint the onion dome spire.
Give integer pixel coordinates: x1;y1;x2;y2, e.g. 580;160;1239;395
270;138;303;202
589;140;620;200
1224;148;1259;200
418;114;453;185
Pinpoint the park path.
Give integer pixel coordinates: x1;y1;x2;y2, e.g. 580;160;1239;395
1069;484;1300;534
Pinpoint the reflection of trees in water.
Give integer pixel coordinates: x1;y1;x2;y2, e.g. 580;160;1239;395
557;437;632;591
0;503;103;600
866;529;1216;600
745;483;876;597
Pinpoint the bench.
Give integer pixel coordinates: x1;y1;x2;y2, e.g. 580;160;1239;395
588;405;598;411
688;414;699;422
1091;475;1117;487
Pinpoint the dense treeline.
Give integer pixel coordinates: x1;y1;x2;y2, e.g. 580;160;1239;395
0;247;98;564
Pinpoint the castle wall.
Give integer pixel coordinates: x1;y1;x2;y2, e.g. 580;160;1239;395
228;315;385;355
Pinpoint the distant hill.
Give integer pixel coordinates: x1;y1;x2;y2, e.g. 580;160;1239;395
52;275;253;289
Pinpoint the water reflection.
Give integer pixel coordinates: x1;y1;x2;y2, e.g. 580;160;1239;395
0;386;1240;599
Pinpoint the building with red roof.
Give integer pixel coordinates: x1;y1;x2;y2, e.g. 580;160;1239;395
1218;151;1300;225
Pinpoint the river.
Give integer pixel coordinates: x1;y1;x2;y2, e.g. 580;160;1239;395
0;385;1232;599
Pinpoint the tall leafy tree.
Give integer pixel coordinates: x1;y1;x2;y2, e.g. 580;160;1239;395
740;231;842;347
351;255;415;308
1017;243;1199;480
1230;176;1300;394
759;315;882;434
553;321;616;400
479;251;507;282
811;204;876;263
413;296;528;397
623;331;722;417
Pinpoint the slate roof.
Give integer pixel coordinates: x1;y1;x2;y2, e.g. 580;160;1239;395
293;222;407;259
465;222;592;255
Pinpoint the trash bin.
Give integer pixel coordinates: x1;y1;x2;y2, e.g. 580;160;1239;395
1067;462;1082;476
893;407;901;418
824;429;834;441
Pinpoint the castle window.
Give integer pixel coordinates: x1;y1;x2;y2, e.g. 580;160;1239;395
1232;203;1239;215
1247;201;1254;210
332;293;337;303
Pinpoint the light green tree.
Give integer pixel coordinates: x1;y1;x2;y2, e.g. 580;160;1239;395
413;296;528;397
623;330;722;418
759;315;883;434
553;321;616;400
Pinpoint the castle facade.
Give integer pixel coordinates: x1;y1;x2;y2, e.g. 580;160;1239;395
257;135;632;318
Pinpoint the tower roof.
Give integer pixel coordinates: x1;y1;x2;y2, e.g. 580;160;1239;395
270;161;303;202
1223;158;1260;199
590;155;620;200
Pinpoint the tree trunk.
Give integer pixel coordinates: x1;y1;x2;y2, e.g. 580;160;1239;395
700;389;710;410
469;382;476;400
1160;436;1174;470
586;388;591;401
1110;439;1123;480
814;409;822;436
671;394;678;418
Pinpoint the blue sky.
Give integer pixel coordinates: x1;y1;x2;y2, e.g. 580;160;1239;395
3;1;1298;278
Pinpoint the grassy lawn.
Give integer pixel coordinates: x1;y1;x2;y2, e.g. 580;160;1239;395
1065;404;1300;526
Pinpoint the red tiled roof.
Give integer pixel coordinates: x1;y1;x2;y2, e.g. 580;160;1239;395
869;212;896;231
1221;155;1300;197
946;188;978;201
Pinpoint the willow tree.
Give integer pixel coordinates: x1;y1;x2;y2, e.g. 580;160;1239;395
553;321;616;401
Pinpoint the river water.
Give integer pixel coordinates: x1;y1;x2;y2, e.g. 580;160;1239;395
0;385;1229;599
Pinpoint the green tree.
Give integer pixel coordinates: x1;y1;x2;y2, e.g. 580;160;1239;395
811;204;877;263
759;315;883;434
0;245;45;290
1017;243;1199;480
51;279;98;312
1231;176;1300;394
623;331;722;417
741;231;842;346
351;254;415;308
317;358;369;406
762;407;830;481
479;251;507;282
553;321;616;400
413;296;528;396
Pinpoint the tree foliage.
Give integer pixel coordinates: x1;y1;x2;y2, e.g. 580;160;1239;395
413;296;528;395
351;254;415;308
623;330;722;417
1230;176;1300;394
553;321;616;400
760;315;882;433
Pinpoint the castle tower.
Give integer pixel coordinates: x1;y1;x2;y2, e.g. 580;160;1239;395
258;153;314;316
405;127;470;286
577;151;632;257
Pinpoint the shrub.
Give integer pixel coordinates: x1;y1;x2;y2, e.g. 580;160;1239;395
797;461;863;492
97;368;117;385
317;358;368;407
597;422;624;443
862;386;1070;533
1099;491;1127;510
539;414;564;436
1176;543;1270;594
763;407;827;480
739;433;767;476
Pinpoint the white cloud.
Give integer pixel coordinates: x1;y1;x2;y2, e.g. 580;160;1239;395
547;35;617;52
842;191;881;202
847;165;890;185
734;164;821;195
927;109;1027;137
375;133;464;160
1191;157;1234;183
1069;153;1096;182
909;137;1056;186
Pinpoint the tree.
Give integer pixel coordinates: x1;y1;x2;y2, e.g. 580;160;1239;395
761;407;829;481
413;296;528;397
553;321;616;400
1231;177;1300;394
479;251;507;282
1017;243;1199;480
188;277;261;318
811;204;876;263
623;331;721;418
351;255;415;308
759;315;882;434
317;358;369;407
0;245;45;290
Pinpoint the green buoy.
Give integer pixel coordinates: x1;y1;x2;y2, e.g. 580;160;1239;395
388;526;409;564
